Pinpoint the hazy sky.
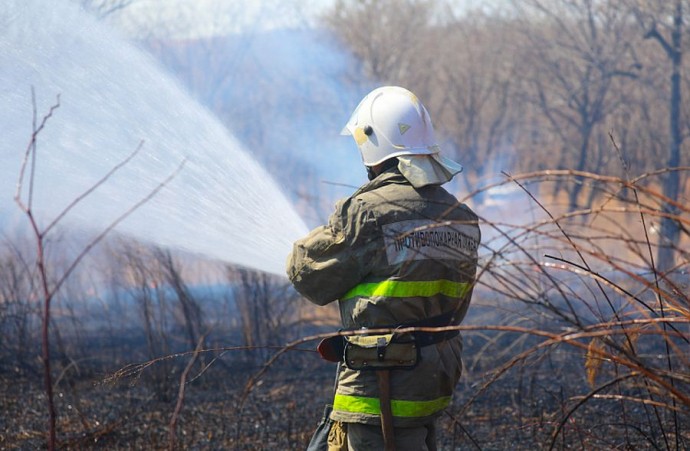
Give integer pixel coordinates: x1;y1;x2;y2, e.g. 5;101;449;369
107;0;494;39
108;0;331;38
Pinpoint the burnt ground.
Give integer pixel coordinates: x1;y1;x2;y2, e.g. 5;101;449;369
2;322;689;451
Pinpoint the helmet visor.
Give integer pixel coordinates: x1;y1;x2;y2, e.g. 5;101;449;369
340;93;371;136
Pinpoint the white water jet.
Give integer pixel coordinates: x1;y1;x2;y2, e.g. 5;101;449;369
0;0;309;276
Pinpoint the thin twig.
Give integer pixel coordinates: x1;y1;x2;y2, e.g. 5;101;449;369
168;333;205;451
15;89;61;211
44;140;145;235
49;157;188;299
549;372;639;450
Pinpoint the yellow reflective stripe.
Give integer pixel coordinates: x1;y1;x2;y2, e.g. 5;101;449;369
343;279;469;300
333;394;451;418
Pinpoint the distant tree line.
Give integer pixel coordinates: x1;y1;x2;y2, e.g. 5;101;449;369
325;0;689;269
80;0;687;268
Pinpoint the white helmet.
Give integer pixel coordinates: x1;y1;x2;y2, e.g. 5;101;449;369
341;86;440;166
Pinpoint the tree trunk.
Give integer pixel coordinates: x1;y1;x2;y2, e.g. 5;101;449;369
657;0;683;272
568;125;593;211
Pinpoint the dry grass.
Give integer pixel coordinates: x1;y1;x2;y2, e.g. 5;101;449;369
2;168;689;450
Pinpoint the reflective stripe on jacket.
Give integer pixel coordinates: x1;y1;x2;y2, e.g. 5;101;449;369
286;168;480;427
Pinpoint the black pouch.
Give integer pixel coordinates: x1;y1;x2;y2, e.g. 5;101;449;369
343;333;419;371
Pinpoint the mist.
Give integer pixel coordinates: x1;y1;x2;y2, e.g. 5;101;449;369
1;0;324;275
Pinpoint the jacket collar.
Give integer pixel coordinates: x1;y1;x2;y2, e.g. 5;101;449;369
353;167;409;197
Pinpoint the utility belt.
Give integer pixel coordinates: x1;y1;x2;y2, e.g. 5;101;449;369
317;311;459;371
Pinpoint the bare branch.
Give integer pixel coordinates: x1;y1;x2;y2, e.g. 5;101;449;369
15;89;61;212
49;157;187;298
44;140;145;235
644;25;674;58
168;333;205;451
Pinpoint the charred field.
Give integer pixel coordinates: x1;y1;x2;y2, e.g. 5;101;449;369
2;171;690;450
1;293;688;450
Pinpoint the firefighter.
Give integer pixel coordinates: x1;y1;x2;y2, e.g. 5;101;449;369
287;86;480;450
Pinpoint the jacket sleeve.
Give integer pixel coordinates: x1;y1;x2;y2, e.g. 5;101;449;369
286;196;379;306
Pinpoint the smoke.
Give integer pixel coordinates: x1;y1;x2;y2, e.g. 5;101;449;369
141;27;373;227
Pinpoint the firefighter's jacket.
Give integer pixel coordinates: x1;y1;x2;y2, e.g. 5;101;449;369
287;168;480;427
